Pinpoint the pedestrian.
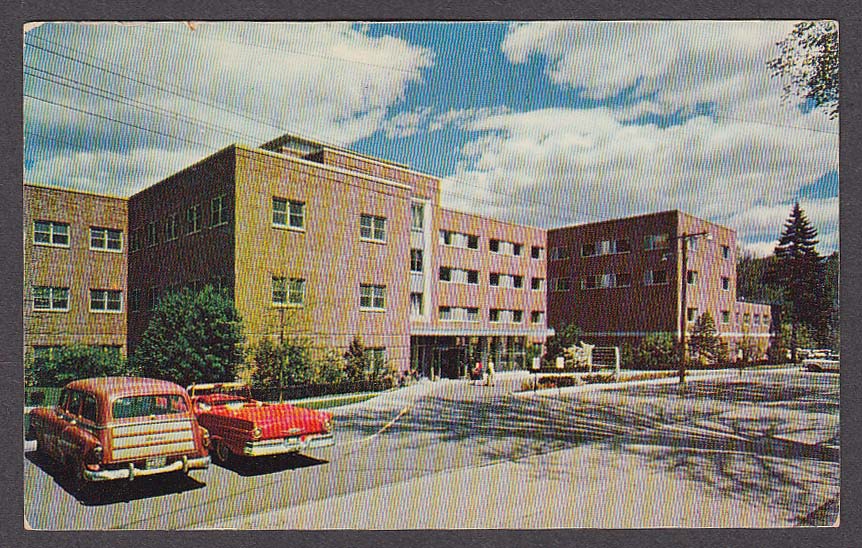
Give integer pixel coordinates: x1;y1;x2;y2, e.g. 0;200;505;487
470;362;483;385
485;361;496;387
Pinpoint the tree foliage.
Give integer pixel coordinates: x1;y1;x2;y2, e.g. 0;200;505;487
543;323;583;363
342;336;391;383
130;285;244;387
627;333;678;370
768;21;839;119
770;203;829;361
688;312;722;366
249;337;348;387
25;345;128;387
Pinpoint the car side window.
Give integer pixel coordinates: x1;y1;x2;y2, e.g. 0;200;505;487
66;391;84;417
57;389;71;412
80;394;98;423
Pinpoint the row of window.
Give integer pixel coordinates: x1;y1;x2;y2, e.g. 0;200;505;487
550;234;732;260
688;308;770;326
437;267;545;290
439;230;544;259
130;195;229;252
438;306;545;324
549;270;732;291
129;278;232;313
34;221;123;252
32;286;122;312
270;277;387;311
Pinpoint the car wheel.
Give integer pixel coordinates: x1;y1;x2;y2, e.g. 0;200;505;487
65;457;90;497
213;440;232;464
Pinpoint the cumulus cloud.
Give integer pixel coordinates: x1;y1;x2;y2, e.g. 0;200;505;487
24;22;434;195
438;107;838;253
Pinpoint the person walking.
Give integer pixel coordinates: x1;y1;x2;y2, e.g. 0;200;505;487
485;360;496;387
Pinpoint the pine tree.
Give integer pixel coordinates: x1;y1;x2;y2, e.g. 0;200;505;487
689;312;721;366
772;202;828;362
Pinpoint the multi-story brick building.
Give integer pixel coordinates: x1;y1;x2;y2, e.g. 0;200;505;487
547;210;772;360
24;184;128;359
126;134;551;377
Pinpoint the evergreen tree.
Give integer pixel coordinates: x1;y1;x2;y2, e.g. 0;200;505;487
343;336;371;382
771;203;828;362
688;312;721;366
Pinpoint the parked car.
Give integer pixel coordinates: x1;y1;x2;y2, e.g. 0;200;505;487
26;377;211;487
187;382;334;463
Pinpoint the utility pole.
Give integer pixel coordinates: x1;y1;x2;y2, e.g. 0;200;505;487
675;230;712;384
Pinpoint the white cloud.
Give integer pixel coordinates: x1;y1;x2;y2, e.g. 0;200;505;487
438;107;838;253
501;21;838;133
24;22;434;195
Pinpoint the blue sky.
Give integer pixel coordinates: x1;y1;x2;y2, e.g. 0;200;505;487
23;21;839;256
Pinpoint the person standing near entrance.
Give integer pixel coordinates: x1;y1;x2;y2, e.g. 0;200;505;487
486;361;496;386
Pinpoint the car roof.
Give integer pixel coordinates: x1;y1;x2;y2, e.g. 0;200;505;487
64;377;187;400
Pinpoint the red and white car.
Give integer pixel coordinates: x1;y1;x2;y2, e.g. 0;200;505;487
187;382;334;463
26;377;211;486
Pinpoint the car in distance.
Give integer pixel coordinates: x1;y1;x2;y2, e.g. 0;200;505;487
187;382;334;463
26;377;211;487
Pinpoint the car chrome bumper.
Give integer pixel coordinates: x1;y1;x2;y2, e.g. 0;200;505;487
83;454;211;482
243;433;335;457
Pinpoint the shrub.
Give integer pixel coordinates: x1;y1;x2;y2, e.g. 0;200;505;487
130;285;244;387
25;345;128;387
631;333;677;370
542;324;583;364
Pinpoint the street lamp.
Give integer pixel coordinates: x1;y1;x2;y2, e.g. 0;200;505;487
671;230;713;384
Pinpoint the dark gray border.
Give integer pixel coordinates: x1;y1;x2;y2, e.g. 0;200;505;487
7;2;860;547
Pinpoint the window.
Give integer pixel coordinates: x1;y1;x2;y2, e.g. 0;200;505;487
467;270;479;285
513;244;522;257
489;273;500;287
410;293;424;317
360;214;386;242
531;246;544;260
550;246;570;260
439;267;452;282
531;311;545;324
489;238;522;256
33;286;69;311
410;249;423;273
721;277;730;291
467;235;479;249
211;195;229;227
583;273;630;289
616;239;632;253
531;278;545;291
513;275;524;289
721;310;731;324
582;275;598;290
687;307;698;323
187;204;202;234
439;306;453;321
164;214;179;242
273;197;305;229
489;309;500;323
754;314;760;326
581;242;596;257
146;221;158;247
687;270;698;286
512;310;523;323
360;284;386;310
130;289;141;312
273;277;305;306
645;269;667;285
466;308;479;322
34;220;70;247
552;277;571;292
147;287;160;312
90;289;122;312
411;203;424;232
90;227;123;251
645;233;669;250
743;313;751;325
439;230;452;246
722;245;730;259
80;395;98;423
489;239;499;253
615;273;632;287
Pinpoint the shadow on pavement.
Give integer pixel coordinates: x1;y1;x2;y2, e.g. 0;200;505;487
25;450;206;506
217;453;329;477
335;371;839;524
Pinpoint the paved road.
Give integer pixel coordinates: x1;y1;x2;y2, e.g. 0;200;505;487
24;368;839;529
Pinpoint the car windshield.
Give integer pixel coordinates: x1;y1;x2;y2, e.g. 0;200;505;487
193;385;252;404
112;394;189;419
